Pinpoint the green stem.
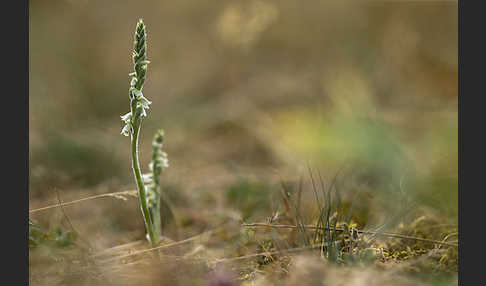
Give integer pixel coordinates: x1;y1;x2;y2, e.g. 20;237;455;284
151;139;162;240
152;186;162;240
131;121;157;246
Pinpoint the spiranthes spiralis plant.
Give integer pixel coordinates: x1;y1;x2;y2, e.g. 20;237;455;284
120;19;157;246
143;129;174;242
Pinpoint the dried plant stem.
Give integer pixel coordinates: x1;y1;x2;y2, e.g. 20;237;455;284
213;244;328;264
96;227;220;264
29;190;138;214
242;223;458;247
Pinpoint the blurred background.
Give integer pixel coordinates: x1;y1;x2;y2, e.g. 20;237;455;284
29;0;457;260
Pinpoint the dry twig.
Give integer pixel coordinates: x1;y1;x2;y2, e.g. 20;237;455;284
29;190;138;214
242;223;458;247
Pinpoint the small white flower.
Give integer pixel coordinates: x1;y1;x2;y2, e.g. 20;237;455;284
138;95;152;108
142;173;153;183
121;112;132;123
121;123;132;136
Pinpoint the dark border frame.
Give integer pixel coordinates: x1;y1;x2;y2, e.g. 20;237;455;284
18;0;467;284
459;0;481;284
3;0;29;284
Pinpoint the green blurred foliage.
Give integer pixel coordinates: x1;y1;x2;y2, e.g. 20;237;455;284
226;180;274;220
30;133;122;193
29;219;76;249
